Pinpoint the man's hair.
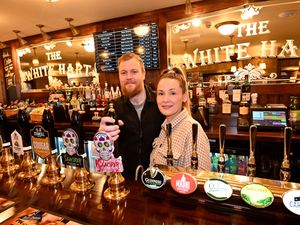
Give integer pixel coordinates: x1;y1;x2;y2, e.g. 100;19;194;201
118;52;145;73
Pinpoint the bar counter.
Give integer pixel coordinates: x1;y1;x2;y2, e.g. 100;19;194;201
0;165;299;224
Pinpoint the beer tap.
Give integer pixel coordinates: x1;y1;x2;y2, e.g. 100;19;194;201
166;123;173;166
217;124;226;173
247;125;257;177
280;127;292;182
191;123;198;170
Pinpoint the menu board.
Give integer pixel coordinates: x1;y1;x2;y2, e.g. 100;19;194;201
2;48;17;101
94;22;160;72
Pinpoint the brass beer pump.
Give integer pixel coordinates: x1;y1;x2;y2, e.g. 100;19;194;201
102;102;129;201
280;127;292;182
0;137;19;177
247;125;257;177
70;157;94;193
17;146;40;180
41;153;65;185
217;124;226;173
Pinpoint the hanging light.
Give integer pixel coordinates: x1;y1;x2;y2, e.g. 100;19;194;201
241;4;260;20
13;30;28;46
185;0;192;15
65;17;80;36
75;52;81;66
66;39;73;47
133;24;150;37
215;21;239;36
32;47;39;67
183;40;189;59
36;24;51;41
82;38;95;52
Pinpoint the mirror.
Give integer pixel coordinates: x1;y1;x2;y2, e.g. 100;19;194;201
167;0;300;84
17;35;98;92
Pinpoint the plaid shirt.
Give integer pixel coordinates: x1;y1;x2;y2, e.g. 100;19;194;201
150;108;211;170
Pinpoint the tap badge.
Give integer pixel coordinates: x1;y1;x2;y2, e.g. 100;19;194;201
61;128;84;167
93;131;123;173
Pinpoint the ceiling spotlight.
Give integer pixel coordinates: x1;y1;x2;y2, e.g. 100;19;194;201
133;24;150;37
45;0;60;3
36;24;51;41
185;0;192;15
0;41;7;49
192;18;201;27
215;21;239;36
13;30;28;46
65;17;80;36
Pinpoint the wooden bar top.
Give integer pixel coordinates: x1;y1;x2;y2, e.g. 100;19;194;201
0;165;298;224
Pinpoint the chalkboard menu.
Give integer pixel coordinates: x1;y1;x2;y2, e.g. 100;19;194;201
94;22;159;72
2;48;17;101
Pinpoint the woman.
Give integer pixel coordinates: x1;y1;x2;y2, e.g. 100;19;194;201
150;67;211;170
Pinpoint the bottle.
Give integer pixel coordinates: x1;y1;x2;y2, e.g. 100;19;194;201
239;93;250;116
106;102;119;156
242;75;251;102
166;123;173;166
104;81;110;103
0;108;9;143
17;108;31;147
110;86;115;100
232;81;241;104
250;93;259;108
71;110;84;155
191;124;198;170
238;93;250;128
218;80;227;103
115;86;121;98
222;92;232;115
207;85;217;114
42;106;56;153
85;81;92;100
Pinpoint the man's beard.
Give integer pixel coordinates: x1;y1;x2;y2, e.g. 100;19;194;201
121;81;144;98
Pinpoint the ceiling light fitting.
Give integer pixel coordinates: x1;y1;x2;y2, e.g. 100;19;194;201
215;21;239;36
241;4;260;20
185;0;192;15
133;24;150;37
32;47;39;66
82;38;95;52
0;41;7;49
65;17;80;36
36;24;52;41
13;30;28;46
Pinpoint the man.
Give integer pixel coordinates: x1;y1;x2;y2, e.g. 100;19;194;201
99;52;165;179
